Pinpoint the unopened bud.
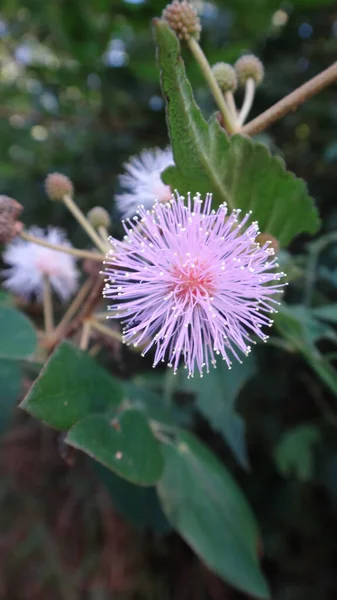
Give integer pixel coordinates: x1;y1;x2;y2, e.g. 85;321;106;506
256;233;279;255
0;195;24;244
162;0;201;41
235;54;264;86
45;172;74;201
87;206;111;229
212;63;237;93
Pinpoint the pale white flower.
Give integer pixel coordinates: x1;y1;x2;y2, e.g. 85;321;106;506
115;146;174;218
2;227;79;302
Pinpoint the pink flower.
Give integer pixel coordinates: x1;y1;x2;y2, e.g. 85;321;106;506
103;193;286;377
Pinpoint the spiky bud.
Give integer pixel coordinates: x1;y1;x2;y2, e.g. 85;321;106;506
212;62;237;93
0;195;23;244
162;0;201;41
45;172;74;201
256;233;279;255
235;54;264;86
87;206;111;229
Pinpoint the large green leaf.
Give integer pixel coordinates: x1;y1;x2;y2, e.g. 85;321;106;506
180;355;256;469
0;359;22;433
66;410;164;485
0;305;37;360
20;341;123;430
93;462;171;534
274;424;321;482
157;431;269;599
154;19;319;246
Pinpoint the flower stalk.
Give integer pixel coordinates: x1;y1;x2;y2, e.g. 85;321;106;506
187;37;236;134
20;231;104;262
237;78;255;128
43;274;54;335
62;194;107;253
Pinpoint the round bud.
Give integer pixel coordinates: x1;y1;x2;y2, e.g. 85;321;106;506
162;0;202;41
45;172;74;201
0;195;24;244
235;54;264;86
212;62;237;93
256;233;279;255
87;206;111;229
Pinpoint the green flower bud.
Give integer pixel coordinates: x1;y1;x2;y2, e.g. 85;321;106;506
212;62;237;92
87;206;111;229
235;54;264;86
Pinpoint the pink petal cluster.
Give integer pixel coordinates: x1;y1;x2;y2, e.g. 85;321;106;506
103;193;286;377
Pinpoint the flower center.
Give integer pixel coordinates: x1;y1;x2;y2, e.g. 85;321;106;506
170;258;215;300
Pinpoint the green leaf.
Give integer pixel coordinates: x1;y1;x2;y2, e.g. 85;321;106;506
181;355;256;469
312;304;337;324
274;424;321;481
66;410;164;485
0;359;22;433
93;462;171;534
20;341;123;431
274;304;337;396
157;431;269;599
0;306;37;360
154;19;319;246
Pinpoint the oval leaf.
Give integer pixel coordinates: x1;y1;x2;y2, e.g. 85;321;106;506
0;305;37;359
154;19;319;246
20;341;123;430
157;431;269;599
66;410;164;485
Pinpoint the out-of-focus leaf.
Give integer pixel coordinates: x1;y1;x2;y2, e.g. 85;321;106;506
154;19;319;247
182;355;257;469
0;306;37;360
93;462;171;534
0;359;22;433
20;341;123;430
274;424;321;481
66;410;164;485
312;304;337;324
157;430;269;599
274;304;337;396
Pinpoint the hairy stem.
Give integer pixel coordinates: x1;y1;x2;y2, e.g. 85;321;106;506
53;278;93;337
90;318;124;342
225;91;237;122
43;275;54;334
187;37;236;134
63;194;107;253
237;78;255;128
98;225;109;249
79;320;91;350
241;62;337;136
20;231;105;262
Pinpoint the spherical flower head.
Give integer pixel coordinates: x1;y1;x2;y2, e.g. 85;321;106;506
212;63;237;93
162;0;202;41
115;147;174;219
2;227;79;302
45;172;74;201
87;206;111;229
103;193;286;378
0;195;23;244
235;54;264;86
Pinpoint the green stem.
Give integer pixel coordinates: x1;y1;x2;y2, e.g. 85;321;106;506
237;78;255;128
20;231;105;262
187;37;236;134
63;194;107;253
